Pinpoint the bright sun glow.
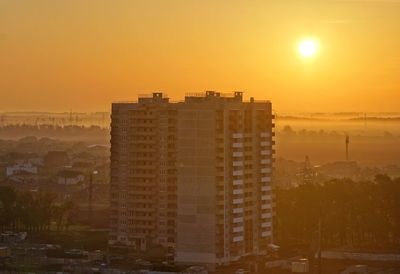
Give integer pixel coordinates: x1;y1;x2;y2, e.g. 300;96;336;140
298;38;319;58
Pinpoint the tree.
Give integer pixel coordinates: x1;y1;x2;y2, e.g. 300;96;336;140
276;175;400;252
0;186;17;231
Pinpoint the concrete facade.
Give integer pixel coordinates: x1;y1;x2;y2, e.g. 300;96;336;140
109;93;177;252
110;91;275;266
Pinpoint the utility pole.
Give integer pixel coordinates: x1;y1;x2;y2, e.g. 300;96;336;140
345;134;349;161
88;172;93;228
317;216;322;274
88;170;98;228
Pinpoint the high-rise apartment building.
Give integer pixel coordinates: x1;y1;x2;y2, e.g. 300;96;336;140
110;91;275;266
109;93;177;252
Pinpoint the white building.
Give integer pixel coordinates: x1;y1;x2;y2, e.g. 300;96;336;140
6;162;38;176
56;170;85;185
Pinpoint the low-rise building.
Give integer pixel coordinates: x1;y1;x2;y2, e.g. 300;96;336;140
6;162;38;176
56;170;85;185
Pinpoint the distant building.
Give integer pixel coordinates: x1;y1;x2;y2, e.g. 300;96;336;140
316;161;360;179
6;162;38;176
56;170;85;185
110;92;275;267
0;231;27;243
8;170;38;183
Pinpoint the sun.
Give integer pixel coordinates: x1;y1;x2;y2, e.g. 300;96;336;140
298;38;319;58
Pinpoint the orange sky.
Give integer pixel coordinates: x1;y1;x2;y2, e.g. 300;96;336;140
0;0;400;112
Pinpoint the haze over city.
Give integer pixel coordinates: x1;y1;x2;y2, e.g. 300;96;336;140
1;0;400;112
1;1;400;274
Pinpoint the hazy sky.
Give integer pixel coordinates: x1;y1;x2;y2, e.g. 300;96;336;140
1;0;400;112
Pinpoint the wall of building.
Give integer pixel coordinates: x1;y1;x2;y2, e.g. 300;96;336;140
176;106;217;264
109;92;275;267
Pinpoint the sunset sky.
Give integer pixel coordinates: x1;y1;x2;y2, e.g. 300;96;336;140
1;0;399;112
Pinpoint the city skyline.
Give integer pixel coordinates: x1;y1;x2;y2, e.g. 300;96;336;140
1;0;400;112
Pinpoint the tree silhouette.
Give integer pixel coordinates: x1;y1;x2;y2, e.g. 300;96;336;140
0;186;76;232
276;175;400;252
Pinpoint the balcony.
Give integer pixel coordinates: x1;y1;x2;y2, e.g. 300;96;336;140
233;161;243;167
131;174;157;178
233;217;243;223
233;189;244;195
261;167;272;173
233;151;243;157
233;179;243;186
232;142;243;148
233;226;244;233
261;195;272;201
232;133;244;139
260;159;271;164
260;132;271;137
233;198;243;205
261;185;271;192
261;177;271;183
233;170;244;176
261;222;272;228
260;141;271;147
233;208;244;214
261;203;272;210
261;212;272;219
135;207;156;212
260;150;271;155
130;140;157;145
261;231;272;237
233;236;244;242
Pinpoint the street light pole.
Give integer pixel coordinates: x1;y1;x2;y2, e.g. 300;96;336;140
88;170;98;228
317;216;322;274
